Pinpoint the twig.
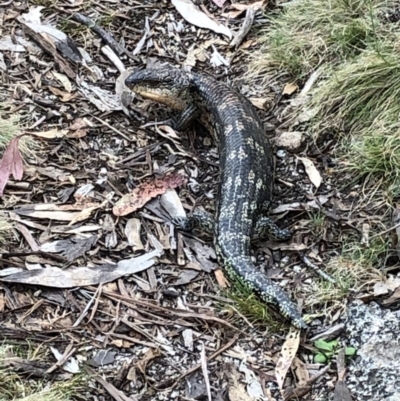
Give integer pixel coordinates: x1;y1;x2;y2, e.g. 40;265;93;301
229;8;256;48
101;45;126;73
283;365;330;400
163;333;240;390
200;343;212;401
369;220;400;239
73;284;102;327
86;366;139;401
72;13;126;56
46;341;76;374
301;254;336;283
91;115;133;142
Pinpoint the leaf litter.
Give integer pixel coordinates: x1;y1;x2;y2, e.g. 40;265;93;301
0;0;393;400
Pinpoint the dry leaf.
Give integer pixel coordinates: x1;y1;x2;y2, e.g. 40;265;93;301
275;328;301;391
214;269;229;288
116;68;135;116
382;286;400;305
69;205;99;226
18;7;82;79
36;166;71;181
136;348;161;375
171;0;232;39
298;156;322;189
210;45;230;67
67;117;91;138
125;218;145;251
0;249;162;288
0;52;6;71
50;347;79;373
14;210;81;221
226;363;253;401
40;235;99;262
200;344;212;401
292;357;310;383
52;71;72;92
48;86;76;102
113;174;186;216
222;9;244;19
238;360;264;399
77;78;122;112
271;195;329;214
275;131;303;150
240;39;255;49
175;270;199;286
249;97;268;110
0;35;25;52
183;236;218;272
283;83;298;95
373;276;400;296
230;1;265;11
156;124;181;140
160;189;186;219
211;0;227;7
30;128;68;139
0;137;24;197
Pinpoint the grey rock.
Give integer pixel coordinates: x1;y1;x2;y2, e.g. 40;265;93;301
275;131;303;150
345;301;400;401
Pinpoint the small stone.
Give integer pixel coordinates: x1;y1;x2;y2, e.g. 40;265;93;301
293;265;302;273
276;149;287;158
280;256;290;266
276;131;303;150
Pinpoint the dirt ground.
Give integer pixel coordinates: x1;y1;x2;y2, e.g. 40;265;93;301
0;1;398;400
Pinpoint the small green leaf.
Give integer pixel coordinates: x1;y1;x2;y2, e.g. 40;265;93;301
345;347;357;356
314;339;338;352
314;353;328;363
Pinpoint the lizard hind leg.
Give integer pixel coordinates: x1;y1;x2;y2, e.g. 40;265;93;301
173;208;215;235
253;216;292;241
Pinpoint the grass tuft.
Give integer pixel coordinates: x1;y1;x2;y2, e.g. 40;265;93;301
0;344;86;401
309;48;400;133
0;105;19;149
224;276;291;331
305;251;384;319
250;0;396;80
0;214;12;246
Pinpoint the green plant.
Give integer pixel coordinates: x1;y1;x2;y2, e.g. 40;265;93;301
313;338;357;363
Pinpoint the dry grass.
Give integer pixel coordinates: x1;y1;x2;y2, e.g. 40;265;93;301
304;250;385;320
0;104;20;149
249;0;396;80
0;214;12;246
0;344;86;401
225;282;286;331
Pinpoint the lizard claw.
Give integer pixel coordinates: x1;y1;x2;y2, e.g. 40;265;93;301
172;216;194;231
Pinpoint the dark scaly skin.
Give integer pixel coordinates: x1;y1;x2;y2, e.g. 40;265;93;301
125;68;307;329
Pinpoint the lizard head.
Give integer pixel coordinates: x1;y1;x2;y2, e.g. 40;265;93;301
125;68;193;110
